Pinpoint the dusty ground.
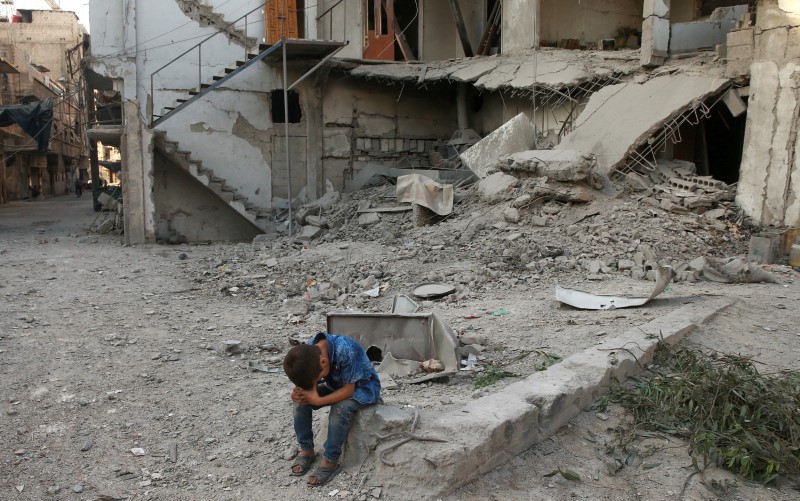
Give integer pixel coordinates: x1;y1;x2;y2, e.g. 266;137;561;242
1;194;799;500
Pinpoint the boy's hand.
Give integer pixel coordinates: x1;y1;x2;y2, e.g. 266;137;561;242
291;387;322;406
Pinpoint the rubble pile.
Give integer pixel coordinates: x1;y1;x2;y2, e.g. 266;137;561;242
191;167;750;313
622;159;736;223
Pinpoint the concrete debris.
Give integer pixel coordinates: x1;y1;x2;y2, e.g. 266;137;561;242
557;75;731;177
478;173;520;202
395;174;454;216
217;340;245;357
98;192;119;211
461;113;535;179
702;257;779;284
556;266;673;310
297;225;325;242
623;160;735;217
502;207;521;223
497;150;597;182
358;213;381;227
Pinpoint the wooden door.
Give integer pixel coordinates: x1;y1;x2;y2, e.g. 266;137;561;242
363;0;395;60
266;0;299;45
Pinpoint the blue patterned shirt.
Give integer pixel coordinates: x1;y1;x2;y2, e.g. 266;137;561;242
306;332;381;405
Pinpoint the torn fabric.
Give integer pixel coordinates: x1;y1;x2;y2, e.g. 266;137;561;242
396;174;454;216
555;266;673;310
0;99;53;151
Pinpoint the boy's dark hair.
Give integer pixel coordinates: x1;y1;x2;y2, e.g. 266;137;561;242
283;344;323;389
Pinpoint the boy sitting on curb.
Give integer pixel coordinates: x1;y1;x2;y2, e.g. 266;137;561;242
283;332;381;486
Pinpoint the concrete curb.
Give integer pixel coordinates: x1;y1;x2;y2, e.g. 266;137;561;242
371;297;734;498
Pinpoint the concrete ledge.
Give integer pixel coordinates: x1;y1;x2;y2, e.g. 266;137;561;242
372;297;734;498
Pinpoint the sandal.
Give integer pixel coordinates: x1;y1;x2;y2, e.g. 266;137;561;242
289;454;317;476
307;463;341;487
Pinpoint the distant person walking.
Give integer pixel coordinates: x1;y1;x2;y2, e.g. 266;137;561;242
74;178;82;197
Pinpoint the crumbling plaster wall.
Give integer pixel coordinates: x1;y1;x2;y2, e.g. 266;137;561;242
153;154;260;242
736;0;800;227
321;81;459;191
90;0;286;212
539;0;644;46
89;0;265;110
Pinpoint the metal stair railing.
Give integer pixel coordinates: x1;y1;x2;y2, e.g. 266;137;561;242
149;2;267;126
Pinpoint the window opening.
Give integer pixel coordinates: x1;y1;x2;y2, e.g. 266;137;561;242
271;89;302;123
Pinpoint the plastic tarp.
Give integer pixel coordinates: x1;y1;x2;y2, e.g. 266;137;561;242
0;99;53;151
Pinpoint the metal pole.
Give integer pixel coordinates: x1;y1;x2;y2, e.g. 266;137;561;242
198;45;202;90
244;13;248;62
282;36;292;236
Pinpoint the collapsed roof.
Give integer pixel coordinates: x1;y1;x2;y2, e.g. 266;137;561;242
340;48;641;106
556;74;732;177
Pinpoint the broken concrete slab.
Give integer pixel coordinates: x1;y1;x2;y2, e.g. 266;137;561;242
371;298;733;498
358;213;381;227
477;172;520;202
296;225;324;241
395;174;454;216
461;113;534;179
98;192;119;211
496;150;596;181
557;75;731;177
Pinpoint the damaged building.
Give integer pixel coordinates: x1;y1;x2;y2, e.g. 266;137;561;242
0;6;87;202
86;0;800;244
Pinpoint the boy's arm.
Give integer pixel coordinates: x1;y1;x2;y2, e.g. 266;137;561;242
297;383;355;406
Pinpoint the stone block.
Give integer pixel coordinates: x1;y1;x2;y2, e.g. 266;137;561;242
297;225;325;241
283;298;309;316
477;172;520;202
358;212;381;227
502;207;520;223
315;405;414;469
461;113;534;179
497;150;596;181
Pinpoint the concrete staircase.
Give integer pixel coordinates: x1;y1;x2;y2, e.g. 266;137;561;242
154;132;274;233
152;42;278;127
175;0;258;48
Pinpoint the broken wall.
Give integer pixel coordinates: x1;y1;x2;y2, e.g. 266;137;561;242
670;4;749;53
153;154;261;242
420;0;486;60
321;80;459;191
736;0;800;227
539;0;643;47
